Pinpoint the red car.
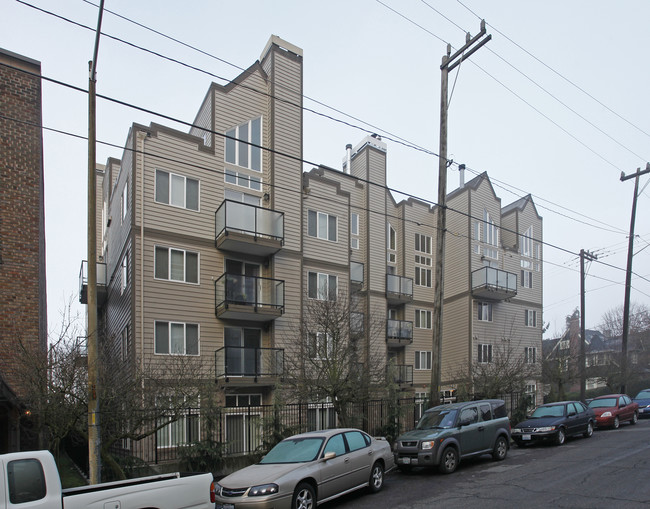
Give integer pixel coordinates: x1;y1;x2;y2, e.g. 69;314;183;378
587;394;639;429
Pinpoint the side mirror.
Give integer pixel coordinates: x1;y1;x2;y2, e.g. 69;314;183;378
322;451;336;461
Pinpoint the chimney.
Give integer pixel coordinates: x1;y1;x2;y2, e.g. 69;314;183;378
459;163;466;188
344;143;352;174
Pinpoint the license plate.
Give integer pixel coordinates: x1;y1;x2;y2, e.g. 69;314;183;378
401;457;411;464
522;434;531;440
217;504;234;509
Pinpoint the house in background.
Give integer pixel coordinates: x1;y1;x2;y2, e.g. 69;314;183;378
80;35;544;452
0;48;48;452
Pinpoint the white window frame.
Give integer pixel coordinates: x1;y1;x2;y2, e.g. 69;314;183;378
525;346;537;364
156;403;200;449
483;209;499;260
415;350;432;370
308;271;338;301
309;332;333;360
478;343;493;364
154;246;199;284
415;309;432;329
225;117;262;171
154;321;200;356
521;225;533;257
121;184;128;223
155;169;200;211
387;223;396;263
415;266;432;288
351;213;359;250
308;210;338;242
521;269;533;289
525;309;537;328
224;169;262;191
477;302;493;322
415;233;432;254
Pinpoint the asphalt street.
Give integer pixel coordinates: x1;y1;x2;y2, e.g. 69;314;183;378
331;418;650;509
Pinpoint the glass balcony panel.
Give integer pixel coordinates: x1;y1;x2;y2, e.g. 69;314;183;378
471;266;517;301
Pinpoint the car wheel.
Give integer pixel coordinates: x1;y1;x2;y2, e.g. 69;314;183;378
368;462;384;493
492;436;508;461
630;412;638;425
583;421;594;438
555;428;566;446
292;482;315;509
438;446;458;474
613;416;620;429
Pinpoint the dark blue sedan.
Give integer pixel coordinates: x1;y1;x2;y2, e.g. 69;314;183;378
511;401;595;446
633;389;650;418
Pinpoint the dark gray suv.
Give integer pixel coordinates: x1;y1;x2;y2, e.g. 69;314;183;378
393;399;511;474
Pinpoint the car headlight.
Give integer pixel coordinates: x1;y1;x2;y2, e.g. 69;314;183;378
249;483;279;496
601;411;612;418
212;482;222;497
421;441;436;450
535;426;556;432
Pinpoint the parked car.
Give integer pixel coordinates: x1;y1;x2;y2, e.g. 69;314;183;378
633;389;650;418
214;428;393;509
511;401;595;447
587;394;639;428
0;450;216;509
393;399;510;475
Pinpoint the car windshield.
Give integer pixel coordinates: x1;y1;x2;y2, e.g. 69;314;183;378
416;409;458;429
588;398;617;408
530;405;565;418
635;390;650;399
259;437;324;464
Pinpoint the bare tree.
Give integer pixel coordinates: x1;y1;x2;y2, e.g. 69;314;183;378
281;292;388;427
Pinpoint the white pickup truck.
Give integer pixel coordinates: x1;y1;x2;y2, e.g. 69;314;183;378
0;450;216;509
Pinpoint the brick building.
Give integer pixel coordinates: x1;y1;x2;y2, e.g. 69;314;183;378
0;48;48;452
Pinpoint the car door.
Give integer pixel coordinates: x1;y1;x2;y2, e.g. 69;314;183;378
343;431;373;488
478;403;496;451
457;406;482;455
566;403;584;435
318;433;351;500
620;396;632;421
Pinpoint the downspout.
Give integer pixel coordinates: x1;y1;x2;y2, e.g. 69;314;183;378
137;131;146;375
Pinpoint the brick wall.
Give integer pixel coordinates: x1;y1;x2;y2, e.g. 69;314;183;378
0;48;47;399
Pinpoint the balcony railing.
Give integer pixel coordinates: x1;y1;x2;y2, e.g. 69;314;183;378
471;266;517;301
386;274;413;304
387;364;413;385
215;200;284;257
79;260;107;305
215;346;284;382
386;319;413;347
215;273;284;321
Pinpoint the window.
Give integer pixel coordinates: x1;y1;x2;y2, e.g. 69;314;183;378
479;403;492;422
224;169;262;191
387;223;396;263
483;209;499;259
121;184;128;223
308;271;337;301
477;302;493;322
415;392;428;421
154;246;199;284
351;213;359;249
224;328;261;376
478;343;492;363
415;309;432;329
459;406;479;425
155;169;199;210
157;404;200;448
121;326;129;362
309;332;333;359
415;233;432;254
324;433;346;455
415;350;432;370
308;210;337;241
121;251;129;294
308;399;337;431
521;225;533;257
224;188;260;206
415;267;432;287
7;459;47;504
154;321;199;355
350;312;364;334
525;309;537;328
225;117;262;171
521;269;533;288
525;346;537;364
344;431;369;452
350;262;364;284
225;394;262;407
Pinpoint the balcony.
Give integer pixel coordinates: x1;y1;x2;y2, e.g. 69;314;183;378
79;260;107;305
471;266;517;301
215;200;284;257
386;274;413;304
215;346;284;384
386;319;413;347
215;273;284;322
387;364;413;385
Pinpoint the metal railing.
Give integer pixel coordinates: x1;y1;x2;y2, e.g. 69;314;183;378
215;346;284;379
386;319;413;341
386;274;413;298
215;199;284;242
214;273;284;312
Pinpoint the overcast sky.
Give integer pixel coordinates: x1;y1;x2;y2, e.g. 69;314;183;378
3;0;649;339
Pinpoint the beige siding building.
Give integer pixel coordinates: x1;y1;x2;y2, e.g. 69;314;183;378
81;36;544;445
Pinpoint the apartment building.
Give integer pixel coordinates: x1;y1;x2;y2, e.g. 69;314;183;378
80;36;544;446
0;48;48;452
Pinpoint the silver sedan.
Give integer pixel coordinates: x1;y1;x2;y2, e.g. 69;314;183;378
214;428;394;509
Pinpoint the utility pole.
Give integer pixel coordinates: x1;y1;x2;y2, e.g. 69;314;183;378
430;21;491;407
579;249;597;402
87;0;105;485
619;162;650;394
